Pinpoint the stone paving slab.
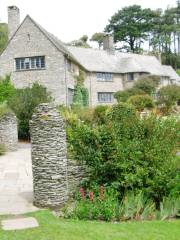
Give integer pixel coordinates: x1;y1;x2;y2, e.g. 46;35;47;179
0;143;38;215
1;217;39;231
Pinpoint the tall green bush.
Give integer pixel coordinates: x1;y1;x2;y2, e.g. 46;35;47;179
0;75;15;103
8;82;52;139
67;103;180;204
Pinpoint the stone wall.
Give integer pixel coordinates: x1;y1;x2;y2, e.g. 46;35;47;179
30;103;68;207
0;112;18;151
67;159;86;198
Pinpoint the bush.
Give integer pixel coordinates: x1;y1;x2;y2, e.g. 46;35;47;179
8;82;52;139
0;75;15;103
0;102;13;119
157;84;180;112
67;103;180;204
127;94;154;111
93;105;109;124
114;88;145;103
134;75;160;95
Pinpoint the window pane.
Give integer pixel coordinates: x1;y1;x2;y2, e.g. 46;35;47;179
15;56;45;71
98;92;113;103
96;72;112;81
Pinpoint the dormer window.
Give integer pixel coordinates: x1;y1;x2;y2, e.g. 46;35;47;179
15;56;45;71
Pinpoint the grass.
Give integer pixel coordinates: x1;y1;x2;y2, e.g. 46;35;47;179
0;210;180;240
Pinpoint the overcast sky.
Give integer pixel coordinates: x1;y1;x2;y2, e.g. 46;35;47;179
0;0;177;43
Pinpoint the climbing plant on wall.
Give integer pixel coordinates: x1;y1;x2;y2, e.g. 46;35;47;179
72;69;89;107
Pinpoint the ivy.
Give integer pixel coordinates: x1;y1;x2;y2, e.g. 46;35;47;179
72;70;89;107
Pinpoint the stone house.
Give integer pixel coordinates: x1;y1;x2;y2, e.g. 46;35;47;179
0;6;179;106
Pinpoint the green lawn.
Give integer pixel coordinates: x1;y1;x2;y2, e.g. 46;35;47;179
0;210;180;240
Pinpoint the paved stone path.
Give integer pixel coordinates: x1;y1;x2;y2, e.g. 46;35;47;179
0;143;38;215
2;217;39;230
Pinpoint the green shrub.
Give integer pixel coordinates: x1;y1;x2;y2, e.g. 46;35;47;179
0;102;13;119
8;82;52;139
134;75;160;95
114;88;145;103
127;94;154;111
93;105;109;124
157;84;180;112
67;104;180;204
0;75;15;103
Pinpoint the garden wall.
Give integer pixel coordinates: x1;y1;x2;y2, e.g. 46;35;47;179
0;112;18;151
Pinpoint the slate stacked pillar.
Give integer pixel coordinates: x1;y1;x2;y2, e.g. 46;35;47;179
30;103;68;207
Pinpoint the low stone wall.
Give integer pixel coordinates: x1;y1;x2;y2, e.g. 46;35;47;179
67;159;86;197
0;112;18;151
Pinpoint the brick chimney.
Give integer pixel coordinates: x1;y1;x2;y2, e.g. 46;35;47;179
8;6;20;40
103;35;114;54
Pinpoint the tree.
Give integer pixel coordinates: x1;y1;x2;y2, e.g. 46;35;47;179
0;23;8;53
8;82;52;139
105;5;155;53
91;32;105;49
67;35;90;48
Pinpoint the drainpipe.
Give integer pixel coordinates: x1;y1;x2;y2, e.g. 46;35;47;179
64;57;68;106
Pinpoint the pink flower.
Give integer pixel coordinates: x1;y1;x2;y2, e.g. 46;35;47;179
79;187;85;199
89;191;94;201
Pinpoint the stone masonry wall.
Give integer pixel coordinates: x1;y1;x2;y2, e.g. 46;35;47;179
30;103;68;207
0;112;18;151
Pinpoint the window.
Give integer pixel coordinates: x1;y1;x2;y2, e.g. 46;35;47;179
98;92;114;103
96;72;112;82
67;60;74;72
127;73;134;81
68;88;74;106
15;56;45;71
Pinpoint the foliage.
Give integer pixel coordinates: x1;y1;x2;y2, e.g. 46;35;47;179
91;32;105;49
105;5;155;52
93;105;109;124
67;103;180;204
133;75;160;95
64;187;179;222
8;82;52;139
0;23;8;53
0;102;13;119
67;35;90;48
0;75;16;103
72;70;89;107
114;88;145;103
157;84;180;111
127;95;154;111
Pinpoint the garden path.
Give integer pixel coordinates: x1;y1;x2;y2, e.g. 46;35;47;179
0;142;38;215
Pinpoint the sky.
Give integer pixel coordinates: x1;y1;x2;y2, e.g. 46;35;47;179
0;0;177;44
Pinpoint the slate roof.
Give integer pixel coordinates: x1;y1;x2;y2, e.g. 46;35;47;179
162;65;180;83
